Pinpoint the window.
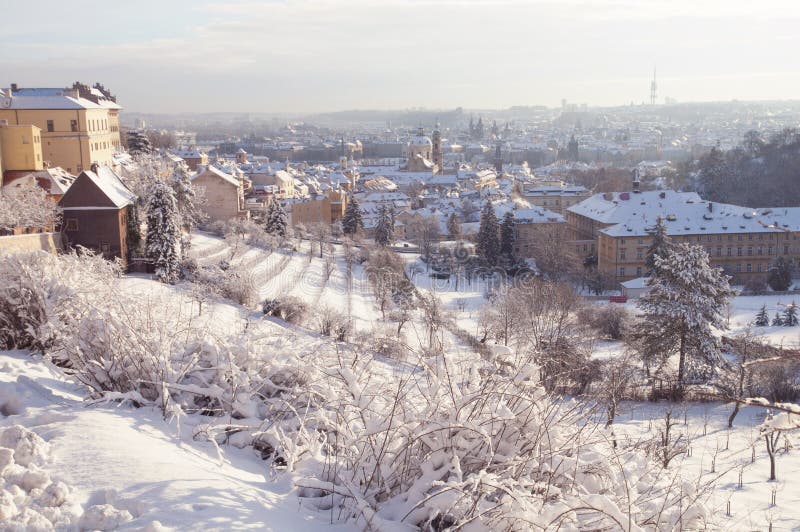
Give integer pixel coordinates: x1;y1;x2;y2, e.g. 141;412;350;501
46;120;54;132
636;267;642;276
636;249;643;259
619;267;625;276
70;120;78;132
620;250;626;260
746;263;752;272
747;247;753;256
785;245;790;254
768;246;773;256
716;247;722;257
737;247;742;256
757;264;763;273
736;264;742;272
65;219;78;231
727;247;732;256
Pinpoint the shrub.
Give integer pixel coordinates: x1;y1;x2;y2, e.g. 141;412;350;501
580;304;631;340
743;276;768;294
262;296;308;325
314;306;351;341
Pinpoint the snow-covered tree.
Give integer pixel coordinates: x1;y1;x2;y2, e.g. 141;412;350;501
772;311;784;326
170;163;203;231
645;216;673;275
264;199;288;238
374;204;393;247
0;187;60;232
126;130;152;156
754;304;770;326
768;257;793;291
636;243;735;393
446;212;461;240
145;181;181;283
783;301;798;326
500;210;516;264
341;196;363;236
476;200;500;267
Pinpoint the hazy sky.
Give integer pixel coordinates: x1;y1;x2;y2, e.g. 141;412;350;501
2;0;800;113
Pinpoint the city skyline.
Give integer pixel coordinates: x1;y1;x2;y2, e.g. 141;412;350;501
2;0;800;113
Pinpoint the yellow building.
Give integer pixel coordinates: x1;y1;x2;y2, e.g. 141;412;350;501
567;189;800;284
0;124;43;178
0;82;121;175
287;189;347;227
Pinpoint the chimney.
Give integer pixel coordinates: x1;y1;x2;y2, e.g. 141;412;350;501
90;162;100;174
708;202;713;212
10;83;17;92
632;168;641;193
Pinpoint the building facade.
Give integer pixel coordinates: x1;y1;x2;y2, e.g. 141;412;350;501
0;83;122;175
567;189;800;284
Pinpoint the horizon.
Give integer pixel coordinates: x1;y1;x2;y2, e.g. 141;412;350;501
3;0;800;114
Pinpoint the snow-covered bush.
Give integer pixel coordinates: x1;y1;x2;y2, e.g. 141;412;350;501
313;305;351;341
284;349;709;530
580;304;631;340
262;296;308;325
193;264;258;308
0;187;60;232
0;250;120;352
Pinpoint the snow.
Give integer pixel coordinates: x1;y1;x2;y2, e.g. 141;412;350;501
0;351;349;531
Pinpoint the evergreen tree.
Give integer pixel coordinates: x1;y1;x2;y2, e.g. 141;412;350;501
635;244;735;394
645;216;673;275
374;205;394;246
264;199;288;238
772;312;784;326
476;200;500;267
783;301;798;326
126;204;141;256
500;211;516;263
754;305;770;327
447;212;461;240
341;196;363;236
171;163;202;231
767;256;793;291
145;181;181;284
127;130;152;156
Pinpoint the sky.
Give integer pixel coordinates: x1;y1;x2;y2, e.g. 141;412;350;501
2;0;800;114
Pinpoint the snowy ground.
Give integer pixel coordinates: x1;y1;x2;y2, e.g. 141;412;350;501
0;351;349;531
3;233;799;529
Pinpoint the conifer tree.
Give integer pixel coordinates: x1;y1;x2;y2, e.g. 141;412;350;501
754;305;770;327
447;212;461;240
171;163;202;231
772;312;784;326
341;196;363;236
635;244;735;394
145;181;181;284
767;257;793;291
500;211;516;264
127;130;152;156
374;204;394;246
645;216;673;275
476;200;500;267
264;199;288;237
783;301;798;326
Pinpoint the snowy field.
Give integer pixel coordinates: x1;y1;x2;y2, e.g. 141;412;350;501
2;232;800;530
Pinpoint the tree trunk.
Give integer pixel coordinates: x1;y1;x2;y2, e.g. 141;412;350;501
676;327;687;397
728;402;740;428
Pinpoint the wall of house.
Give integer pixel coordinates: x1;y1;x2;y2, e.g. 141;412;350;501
0;232;62;255
597;230;800;283
61;208;127;263
0;108;120;173
0;124;43;171
193;174;243;222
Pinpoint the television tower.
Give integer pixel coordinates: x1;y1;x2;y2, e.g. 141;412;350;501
650;67;657;105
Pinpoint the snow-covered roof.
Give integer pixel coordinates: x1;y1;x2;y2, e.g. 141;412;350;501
568;190;702;225
192;165;240;187
621;277;650;289
74;167;135;208
4;87;121;110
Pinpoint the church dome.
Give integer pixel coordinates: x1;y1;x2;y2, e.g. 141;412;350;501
409;135;432;148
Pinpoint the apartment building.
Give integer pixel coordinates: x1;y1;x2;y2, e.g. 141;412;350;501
521;183;590;215
0;82;121;175
567;189;800;284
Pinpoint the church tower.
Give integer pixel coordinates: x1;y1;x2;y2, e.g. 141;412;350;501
494;142;503;174
432;121;443;174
